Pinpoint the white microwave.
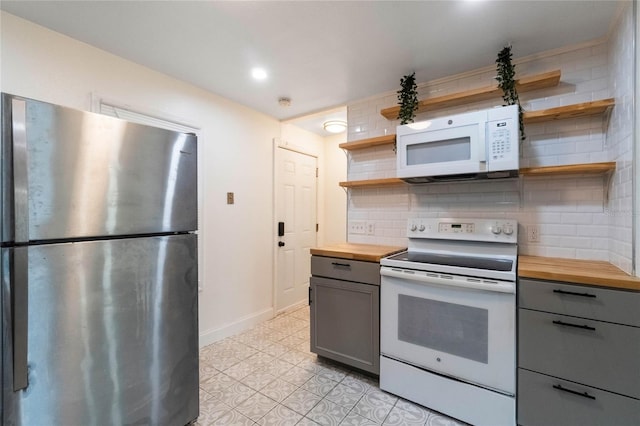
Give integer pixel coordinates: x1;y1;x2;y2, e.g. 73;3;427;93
396;105;519;183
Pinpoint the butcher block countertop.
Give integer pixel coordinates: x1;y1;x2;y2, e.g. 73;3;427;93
310;243;406;263
519;255;640;292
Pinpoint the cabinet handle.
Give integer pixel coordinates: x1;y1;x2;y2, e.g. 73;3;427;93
553;384;596;400
553;289;596;298
308;287;312;305
331;262;351;269
552;320;596;331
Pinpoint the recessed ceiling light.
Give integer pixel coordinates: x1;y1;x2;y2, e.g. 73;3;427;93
323;120;347;134
251;67;268;80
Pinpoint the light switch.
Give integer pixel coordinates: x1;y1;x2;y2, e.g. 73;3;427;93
227;192;234;204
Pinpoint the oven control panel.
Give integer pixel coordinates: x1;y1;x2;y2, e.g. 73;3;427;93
407;218;517;243
438;222;475;234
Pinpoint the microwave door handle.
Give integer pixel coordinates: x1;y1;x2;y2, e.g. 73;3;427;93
479;126;487;163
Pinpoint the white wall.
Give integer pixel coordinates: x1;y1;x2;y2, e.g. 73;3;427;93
323;133;347;244
635;0;640;275
345;3;636;274
606;0;635;274
0;12;282;345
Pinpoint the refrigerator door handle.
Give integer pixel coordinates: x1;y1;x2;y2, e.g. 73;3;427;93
11;98;29;390
12;98;29;244
12;247;29;390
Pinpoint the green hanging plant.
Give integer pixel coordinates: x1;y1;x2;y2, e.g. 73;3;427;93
397;72;419;125
495;45;525;140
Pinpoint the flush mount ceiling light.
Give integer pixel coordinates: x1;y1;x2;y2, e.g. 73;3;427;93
323;120;347;134
406;120;432;130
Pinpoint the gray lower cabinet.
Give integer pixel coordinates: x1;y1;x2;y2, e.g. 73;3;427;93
517;278;640;426
518;369;640;426
310;256;380;374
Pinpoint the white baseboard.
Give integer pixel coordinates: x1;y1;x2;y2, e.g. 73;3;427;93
199;307;274;348
275;299;307;316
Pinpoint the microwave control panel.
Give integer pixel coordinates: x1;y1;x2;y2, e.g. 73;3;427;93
488;119;512;160
487;117;517;163
486;104;519;171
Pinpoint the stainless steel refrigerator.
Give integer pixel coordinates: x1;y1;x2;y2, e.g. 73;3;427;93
1;93;199;425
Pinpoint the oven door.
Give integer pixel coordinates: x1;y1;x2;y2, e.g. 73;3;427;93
380;267;515;395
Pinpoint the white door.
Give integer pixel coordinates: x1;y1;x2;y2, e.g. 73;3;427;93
276;148;317;313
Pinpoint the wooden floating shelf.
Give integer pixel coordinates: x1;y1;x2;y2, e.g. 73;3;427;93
523;98;615;124
380;70;561;120
340;162;615;188
344;98;615;152
339;134;395;151
339;178;405;188
519;162;616;177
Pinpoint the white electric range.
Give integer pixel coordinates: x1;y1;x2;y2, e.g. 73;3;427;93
380;218;517;426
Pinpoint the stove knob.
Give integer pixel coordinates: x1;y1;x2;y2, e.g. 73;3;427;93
503;225;514;235
410;224;418;232
492;226;502;235
419;225;425;232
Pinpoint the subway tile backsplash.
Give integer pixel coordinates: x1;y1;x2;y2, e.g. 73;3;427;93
345;3;634;274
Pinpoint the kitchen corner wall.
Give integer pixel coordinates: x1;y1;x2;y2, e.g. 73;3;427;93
607;1;636;274
323;133;348;245
346;2;635;274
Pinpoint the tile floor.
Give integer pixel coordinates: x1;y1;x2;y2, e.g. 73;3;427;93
196;305;466;426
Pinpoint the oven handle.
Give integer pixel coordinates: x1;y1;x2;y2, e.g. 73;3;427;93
380;267;515;294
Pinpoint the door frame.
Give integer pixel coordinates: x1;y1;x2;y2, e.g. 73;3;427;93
272;139;319;315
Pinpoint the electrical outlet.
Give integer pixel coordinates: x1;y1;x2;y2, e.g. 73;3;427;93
527;225;540;242
349;221;366;235
366;221;375;235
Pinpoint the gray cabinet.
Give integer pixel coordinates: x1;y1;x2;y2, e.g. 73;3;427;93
310;256;380;374
517;278;640;426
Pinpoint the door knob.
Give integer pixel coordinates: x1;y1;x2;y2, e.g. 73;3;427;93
278;241;285;247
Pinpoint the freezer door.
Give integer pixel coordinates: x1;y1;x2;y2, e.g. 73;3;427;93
1;94;197;242
1;234;199;426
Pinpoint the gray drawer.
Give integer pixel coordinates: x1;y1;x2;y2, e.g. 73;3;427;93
519;278;640;326
311;256;380;285
518;368;640;426
519;308;640;398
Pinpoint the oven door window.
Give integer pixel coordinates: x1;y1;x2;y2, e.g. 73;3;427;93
398;295;488;364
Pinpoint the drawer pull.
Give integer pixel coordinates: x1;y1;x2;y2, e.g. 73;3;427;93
553;384;596;400
553;289;596;298
552;320;596;331
331;262;351;269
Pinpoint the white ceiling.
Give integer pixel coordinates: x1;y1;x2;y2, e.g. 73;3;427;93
0;1;623;135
